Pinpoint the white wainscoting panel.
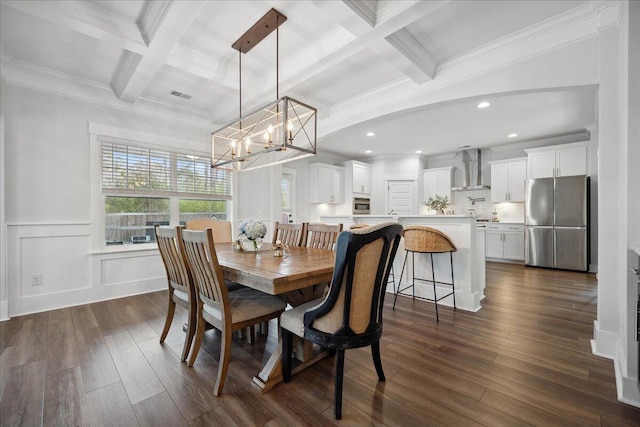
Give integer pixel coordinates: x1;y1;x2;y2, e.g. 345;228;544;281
100;253;165;287
7;223;166;317
20;234;91;297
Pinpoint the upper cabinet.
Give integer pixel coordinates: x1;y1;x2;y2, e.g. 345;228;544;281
525;142;588;179
423;167;453;202
344;161;371;195
489;158;527;202
309;163;344;204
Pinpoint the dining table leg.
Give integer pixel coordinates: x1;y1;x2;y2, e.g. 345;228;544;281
251;284;328;393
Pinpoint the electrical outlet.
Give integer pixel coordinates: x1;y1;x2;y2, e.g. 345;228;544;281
31;273;42;286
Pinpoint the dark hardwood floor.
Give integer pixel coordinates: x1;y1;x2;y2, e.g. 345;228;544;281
1;262;640;426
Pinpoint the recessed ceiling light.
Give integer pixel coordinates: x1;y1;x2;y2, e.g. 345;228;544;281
365;150;372;154
366;132;375;137
508;133;518;138
477;101;491;109
416;150;422;154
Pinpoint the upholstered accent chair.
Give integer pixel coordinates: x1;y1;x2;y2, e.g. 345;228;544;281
280;222;403;419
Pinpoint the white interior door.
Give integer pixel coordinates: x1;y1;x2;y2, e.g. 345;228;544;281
388;181;415;214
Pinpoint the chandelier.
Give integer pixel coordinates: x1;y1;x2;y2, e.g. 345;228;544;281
211;8;317;171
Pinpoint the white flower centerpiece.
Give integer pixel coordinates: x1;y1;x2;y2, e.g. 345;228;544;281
238;219;267;251
423;195;450;214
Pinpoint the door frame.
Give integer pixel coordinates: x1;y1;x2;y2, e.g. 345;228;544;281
386;180;417;215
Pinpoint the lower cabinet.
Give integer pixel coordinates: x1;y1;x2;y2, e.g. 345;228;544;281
485;224;524;261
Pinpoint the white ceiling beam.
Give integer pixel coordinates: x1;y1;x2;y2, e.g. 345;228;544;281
110;0;207;103
302;1;444;86
1;0;146;55
211;0;445;121
342;0;378;27
380;28;437;84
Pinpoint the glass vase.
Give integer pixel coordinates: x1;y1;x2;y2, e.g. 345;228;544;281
240;236;263;251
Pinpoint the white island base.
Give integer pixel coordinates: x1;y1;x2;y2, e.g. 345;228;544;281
320;215;486;312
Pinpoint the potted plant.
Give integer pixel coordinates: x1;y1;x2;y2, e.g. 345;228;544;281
423;195;450;214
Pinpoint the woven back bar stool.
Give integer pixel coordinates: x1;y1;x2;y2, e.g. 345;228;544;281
393;225;457;321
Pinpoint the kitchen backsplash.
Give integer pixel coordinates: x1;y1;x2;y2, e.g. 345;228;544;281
447;189;525;223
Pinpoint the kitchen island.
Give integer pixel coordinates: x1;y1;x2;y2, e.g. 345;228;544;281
320;214;485;312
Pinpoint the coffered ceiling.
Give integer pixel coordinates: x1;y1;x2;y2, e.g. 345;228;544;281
0;0;609;158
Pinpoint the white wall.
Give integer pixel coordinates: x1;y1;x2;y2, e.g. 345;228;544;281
1;78;6;320
3;85;210;316
591;0;640;407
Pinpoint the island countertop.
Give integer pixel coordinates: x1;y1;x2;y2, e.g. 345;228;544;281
320;214;486;312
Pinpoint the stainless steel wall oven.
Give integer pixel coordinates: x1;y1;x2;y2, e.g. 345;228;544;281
353;197;370;214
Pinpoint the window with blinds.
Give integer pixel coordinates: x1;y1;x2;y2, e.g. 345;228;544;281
102;143;232;198
100;141;232;246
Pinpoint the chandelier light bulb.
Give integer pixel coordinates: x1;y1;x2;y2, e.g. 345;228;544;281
246;138;252;154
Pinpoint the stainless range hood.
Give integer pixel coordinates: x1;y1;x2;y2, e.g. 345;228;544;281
451;148;491;191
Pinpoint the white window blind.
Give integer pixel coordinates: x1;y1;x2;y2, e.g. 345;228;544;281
102;142;232;198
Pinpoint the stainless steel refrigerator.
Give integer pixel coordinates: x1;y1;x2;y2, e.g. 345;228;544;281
525;175;590;271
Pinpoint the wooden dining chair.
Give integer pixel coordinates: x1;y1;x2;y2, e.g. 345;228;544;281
280;222;403;419
155;225;197;363
181;228;287;395
185;218;233;242
272;221;306;246
303;223;343;250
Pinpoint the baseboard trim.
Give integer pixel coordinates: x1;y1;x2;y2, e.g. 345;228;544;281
0;300;8;321
614;355;640;407
591;320;618;359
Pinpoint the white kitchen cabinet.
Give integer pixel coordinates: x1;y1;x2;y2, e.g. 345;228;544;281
423;167;453;202
345;160;371;194
309;163;344;204
485;224;524;261
489;158;526;202
525;142;587;179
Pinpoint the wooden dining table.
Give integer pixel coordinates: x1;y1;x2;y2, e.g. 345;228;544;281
214;243;336;392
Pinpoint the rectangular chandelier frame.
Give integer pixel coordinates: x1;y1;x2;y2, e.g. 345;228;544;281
211;96;317;171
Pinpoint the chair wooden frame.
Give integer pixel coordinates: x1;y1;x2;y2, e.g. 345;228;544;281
281;222;403;419
303;223;343;250
181;228;287;396
272;221;306;246
155;225;197;362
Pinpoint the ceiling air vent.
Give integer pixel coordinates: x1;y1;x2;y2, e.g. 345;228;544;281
170;90;192;100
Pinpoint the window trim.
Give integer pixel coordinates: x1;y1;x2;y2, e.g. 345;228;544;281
89;123;234;251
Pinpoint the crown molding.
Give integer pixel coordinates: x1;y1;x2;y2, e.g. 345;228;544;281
2;0;146;54
490;130;591;152
320;1;604;136
438;1;602;73
1;56;212;130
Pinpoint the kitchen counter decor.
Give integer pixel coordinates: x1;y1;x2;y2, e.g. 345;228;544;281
423;195;450;214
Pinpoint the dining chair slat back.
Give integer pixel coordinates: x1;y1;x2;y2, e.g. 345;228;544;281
272;222;306;247
304;223;343;250
155;225;197;362
180;228;287;396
